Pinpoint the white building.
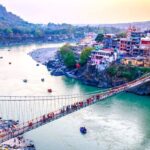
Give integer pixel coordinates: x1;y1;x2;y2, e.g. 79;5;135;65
90;49;117;65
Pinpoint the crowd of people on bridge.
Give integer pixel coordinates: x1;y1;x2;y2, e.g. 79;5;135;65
0;74;149;142
27;95;101;128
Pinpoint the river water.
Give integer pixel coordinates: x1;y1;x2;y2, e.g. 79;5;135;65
0;43;150;150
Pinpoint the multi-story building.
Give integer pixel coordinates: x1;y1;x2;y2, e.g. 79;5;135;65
126;25;137;38
140;36;150;56
131;48;145;56
79;32;97;46
119;26;145;55
103;34;119;49
122;57;150;67
130;32;143;46
119;38;133;54
140;36;150;48
90;49;117;65
130;35;150;57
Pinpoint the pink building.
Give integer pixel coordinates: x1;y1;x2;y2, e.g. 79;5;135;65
90;49;117;65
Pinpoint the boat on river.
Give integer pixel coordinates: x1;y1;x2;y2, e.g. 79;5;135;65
80;127;87;134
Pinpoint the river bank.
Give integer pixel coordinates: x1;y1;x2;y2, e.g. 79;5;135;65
0;119;36;150
127;81;150;95
0;39;75;48
1;43;150;150
1;137;36;150
29;47;150;96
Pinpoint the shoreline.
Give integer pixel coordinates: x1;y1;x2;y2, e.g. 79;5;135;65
29;47;150;96
0;119;36;150
0;39;76;48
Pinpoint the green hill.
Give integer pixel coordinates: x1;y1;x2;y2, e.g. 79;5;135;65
0;5;35;29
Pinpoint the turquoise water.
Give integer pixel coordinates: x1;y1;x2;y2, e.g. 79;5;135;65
0;43;150;150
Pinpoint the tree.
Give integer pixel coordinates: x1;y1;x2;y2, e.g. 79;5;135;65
116;32;126;38
34;28;44;38
95;33;104;42
60;44;76;68
106;66;117;76
5;28;13;37
80;47;93;65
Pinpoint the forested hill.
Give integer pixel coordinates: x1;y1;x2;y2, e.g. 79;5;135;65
0;4;98;44
0;4;34;29
0;4;121;44
0;4;149;46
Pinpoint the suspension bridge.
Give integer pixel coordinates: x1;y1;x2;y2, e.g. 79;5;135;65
0;73;150;143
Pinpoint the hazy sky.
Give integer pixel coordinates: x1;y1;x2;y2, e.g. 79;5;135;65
0;0;150;24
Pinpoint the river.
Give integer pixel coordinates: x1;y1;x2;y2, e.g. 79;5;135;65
0;43;150;150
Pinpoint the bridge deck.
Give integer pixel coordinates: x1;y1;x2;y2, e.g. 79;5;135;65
0;73;149;143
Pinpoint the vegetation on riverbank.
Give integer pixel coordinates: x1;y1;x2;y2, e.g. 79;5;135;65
55;44;150;86
0;4;124;46
106;64;150;81
60;44;76;68
59;44;94;68
80;47;94;65
0;4;122;46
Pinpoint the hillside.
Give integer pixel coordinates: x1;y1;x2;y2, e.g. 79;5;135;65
98;21;150;30
0;4;35;29
0;4;149;46
0;4;99;45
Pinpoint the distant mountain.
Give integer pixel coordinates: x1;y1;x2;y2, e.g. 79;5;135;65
0;4;149;46
0;4;35;29
0;4;150;30
75;22;150;31
98;21;150;30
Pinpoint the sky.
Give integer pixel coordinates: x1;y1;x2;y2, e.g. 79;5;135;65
0;0;150;24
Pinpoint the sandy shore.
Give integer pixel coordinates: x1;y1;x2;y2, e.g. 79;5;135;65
28;47;58;64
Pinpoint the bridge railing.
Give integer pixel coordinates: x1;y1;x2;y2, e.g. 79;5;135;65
0;72;149;143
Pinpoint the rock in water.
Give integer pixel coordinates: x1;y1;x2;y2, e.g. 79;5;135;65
127;81;150;96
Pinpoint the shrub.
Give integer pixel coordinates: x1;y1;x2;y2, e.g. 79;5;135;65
106;66;118;76
80;47;93;65
60;44;76;68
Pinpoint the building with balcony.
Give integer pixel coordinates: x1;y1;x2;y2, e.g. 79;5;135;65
103;34;119;49
90;49;117;66
119;38;133;54
122;57;150;67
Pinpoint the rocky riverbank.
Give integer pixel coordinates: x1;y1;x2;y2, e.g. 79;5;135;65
48;59;150;96
0;119;36;150
46;57;150;95
28;47;58;64
29;48;150;96
1;136;36;150
127;81;150;95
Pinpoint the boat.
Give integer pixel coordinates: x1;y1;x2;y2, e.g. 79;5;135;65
41;78;45;82
23;79;28;83
80;127;87;134
47;89;52;93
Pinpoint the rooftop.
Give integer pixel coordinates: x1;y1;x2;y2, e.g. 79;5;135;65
141;37;150;41
120;38;132;42
123;56;147;60
92;49;113;54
